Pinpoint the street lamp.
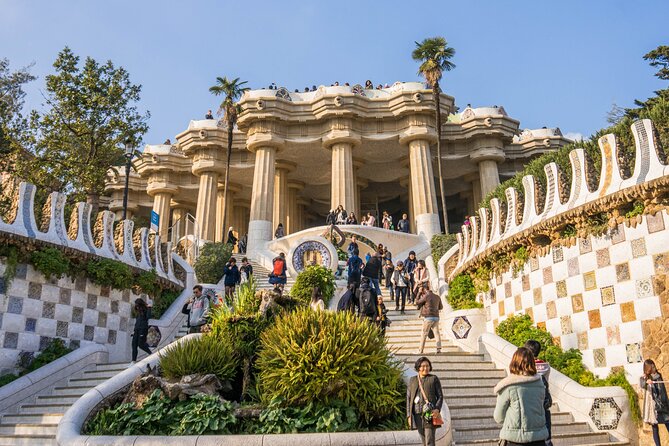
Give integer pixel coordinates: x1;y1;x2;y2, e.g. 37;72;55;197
121;141;134;220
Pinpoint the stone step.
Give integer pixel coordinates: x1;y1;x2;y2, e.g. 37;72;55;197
91;362;130;372
50;386;90;397
399;354;487;363
456;431;613;446
444;395;497;406
0;434;56;445
455;420;592;442
68;377;109;387
434;368;506;379
0;414;63;425
35;395;80;405
443;386;495;397
16;403;71;414
451;411;574;429
0;423;57;435
81;369;124;378
438;377;503;387
388;345;461;354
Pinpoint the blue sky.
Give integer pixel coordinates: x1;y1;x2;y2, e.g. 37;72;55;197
1;0;667;144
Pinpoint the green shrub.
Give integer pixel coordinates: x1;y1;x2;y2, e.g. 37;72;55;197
431;233;458;262
193;242;232;284
30;247;71;280
256;308;405;424
25;338;72;373
134;269;159;297
159;334;238;383
0;374;19;387
496;315;641;424
447;274;482;310
83;389;237;435
257;398;358;434
86;258;133;289
289;265;335;306
151;288;181;319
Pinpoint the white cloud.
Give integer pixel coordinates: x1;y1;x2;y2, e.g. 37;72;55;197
564;132;584;142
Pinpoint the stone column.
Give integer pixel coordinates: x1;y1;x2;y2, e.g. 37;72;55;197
472;178;482;210
287;180;304;234
401;134;440;238
471;148;505;200
297;198;310;232
215;183;241;243
273;162;295;235
171;206;188;241
356;178;368;223
248;143;282;253
233;202;250;238
324;129;360;216
151;192;172;239
400;176;415;234
194;171;219;241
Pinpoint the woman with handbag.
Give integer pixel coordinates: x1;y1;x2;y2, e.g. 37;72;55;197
493;347;548;446
406;357;443;446
641;359;669;446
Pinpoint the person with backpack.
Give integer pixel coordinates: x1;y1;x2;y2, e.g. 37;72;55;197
223;257;241;298
415;284;442;354
346;248;363;291
362;253;383;297
347;236;359;258
337;283;357;312
391;260;410;313
641;359;669;446
269;252;288;292
131;298;152;362
524;340;553;446
185;284;210;333
356;277;378;322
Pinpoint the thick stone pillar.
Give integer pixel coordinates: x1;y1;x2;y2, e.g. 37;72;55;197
472;178;482;209
273;162;295;235
216;183;241;243
402;136;440;238
151;192;173;239
248;145;279;252
471;148;504;200
356;178;368;223
324;127;360;215
232;202;250;238
400;176;416;234
287;180;304;234
171;206;188;241
194;171;219;241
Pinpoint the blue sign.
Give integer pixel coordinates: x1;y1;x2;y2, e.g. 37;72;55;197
150;211;160;232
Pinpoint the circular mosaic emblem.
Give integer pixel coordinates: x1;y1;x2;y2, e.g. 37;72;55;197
292;240;332;273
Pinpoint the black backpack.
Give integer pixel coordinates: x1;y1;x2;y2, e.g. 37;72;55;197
358;288;376;317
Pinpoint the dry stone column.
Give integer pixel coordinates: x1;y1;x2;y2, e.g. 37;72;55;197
273;162;295;235
401;133;440;238
287;180;304;234
247;145;281;253
471;148;504;200
216;183;241;243
146;171;178;239
232;201;250;238
193;171;219;241
324;129;360;216
171;206;189;240
400;176;416;234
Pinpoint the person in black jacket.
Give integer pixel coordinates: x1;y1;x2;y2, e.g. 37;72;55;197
132;298;152;362
362;253;383;297
223;258;241;298
407;356;443;446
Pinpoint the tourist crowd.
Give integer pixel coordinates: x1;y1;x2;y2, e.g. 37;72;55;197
264;80;396;93
325;205;411;233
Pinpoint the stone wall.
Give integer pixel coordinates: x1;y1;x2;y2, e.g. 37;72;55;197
0;260;142;373
485;212;669;379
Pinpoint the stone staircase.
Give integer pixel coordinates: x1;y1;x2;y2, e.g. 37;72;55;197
0;361;131;446
229;254;296;291
382;297;629;446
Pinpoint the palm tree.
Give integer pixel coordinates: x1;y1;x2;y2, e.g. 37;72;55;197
209;76;249;240
412;37;456;233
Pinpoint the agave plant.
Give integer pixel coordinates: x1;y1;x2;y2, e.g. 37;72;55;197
159;334;237;383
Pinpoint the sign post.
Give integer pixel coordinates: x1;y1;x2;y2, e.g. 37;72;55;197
150;211;160;233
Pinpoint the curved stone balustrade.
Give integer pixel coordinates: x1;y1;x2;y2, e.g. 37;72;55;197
0;182;184;287
242;81;428;103
451;119;666;278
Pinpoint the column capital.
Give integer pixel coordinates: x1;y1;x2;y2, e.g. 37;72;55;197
217;182;243;193
246;133;285;153
322;130;361;149
146;183;179;197
470;147;505;163
399;127;438;146
275;160;297;173
287;180;305;190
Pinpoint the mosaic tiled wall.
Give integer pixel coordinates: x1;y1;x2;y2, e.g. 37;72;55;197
0;261;138;374
485;211;669;379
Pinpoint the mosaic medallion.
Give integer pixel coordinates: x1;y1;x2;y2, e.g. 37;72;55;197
451;316;472;339
292;240;332;272
589;397;622;430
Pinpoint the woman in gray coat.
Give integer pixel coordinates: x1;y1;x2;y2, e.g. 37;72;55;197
494;347;548;446
407;356;443;446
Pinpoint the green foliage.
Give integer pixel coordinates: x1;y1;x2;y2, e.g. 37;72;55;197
151;288;181;319
289;265;335;306
0;373;19;387
29;247;71;280
86;258;133;289
24;338;72;373
0;245;19;291
447;274;482;310
83;389;237;435
496;315;641;424
134;269;159;297
625;201;645;218
256;308;405;424
193;242;232;284
159;334;238;383
561;224;577;238
585;212;611;236
431;233;457;261
472;266;491;294
257;398;358;434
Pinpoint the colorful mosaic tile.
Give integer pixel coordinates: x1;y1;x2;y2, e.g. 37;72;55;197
561;315;573;335
653;253;669;275
530;256;539;272
546;300;557;319
525;307;534;321
451;316;472;339
578;331;589;350
593;348;607;367
620;301;636;322
626;343;642;363
636;278;654;298
498;300;505;317
583;271;597;291
631;238;647;258
496;274;502;286
610;225;626;244
601;286;616;306
615;263;630;282
537;321;547;331
543;267;553;284
552;336;562;348
514;295;522;312
588;309;602;329
533;288;542;305
571;294;584;313
589;397;622;430
579;237;592;254
647;212;665;233
596;248;610;268
606;325;620;345
653;275;666;295
568;258;580;277
522;275;530;291
552;245;564;263
489;288;497;304
505;282;511;298
556;280;567;298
